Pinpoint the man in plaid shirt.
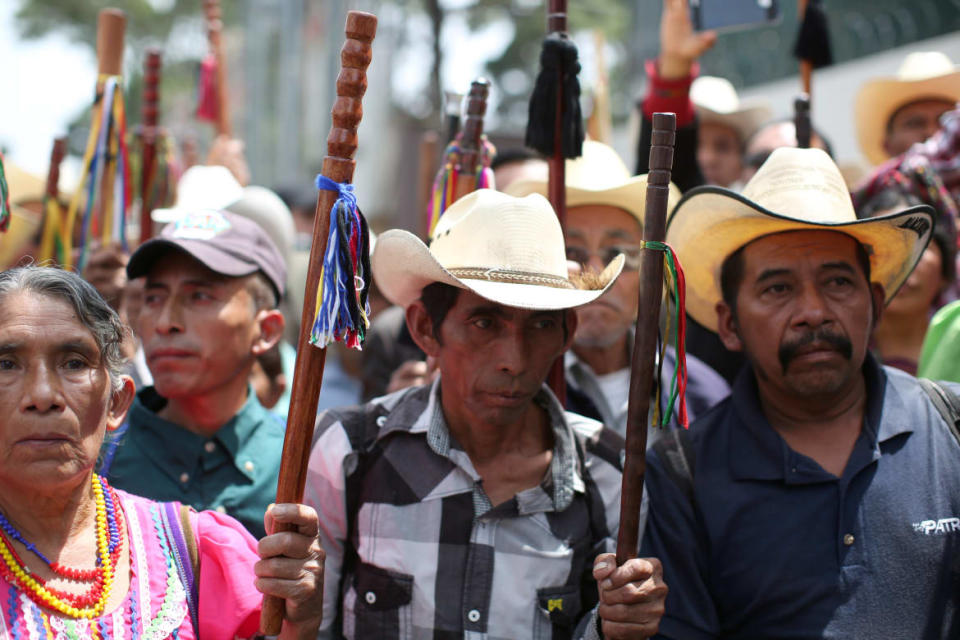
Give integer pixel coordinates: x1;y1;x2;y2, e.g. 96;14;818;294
305;190;667;639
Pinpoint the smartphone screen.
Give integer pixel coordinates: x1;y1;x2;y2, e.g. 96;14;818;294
691;0;780;33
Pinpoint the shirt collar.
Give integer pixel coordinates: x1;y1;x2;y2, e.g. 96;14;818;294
131;385;271;481
728;353;892;482
382;378;585;511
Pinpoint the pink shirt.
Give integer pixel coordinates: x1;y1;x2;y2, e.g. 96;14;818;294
0;489;262;639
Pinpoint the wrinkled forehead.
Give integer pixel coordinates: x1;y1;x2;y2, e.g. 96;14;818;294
0;290;98;345
738;229;865;274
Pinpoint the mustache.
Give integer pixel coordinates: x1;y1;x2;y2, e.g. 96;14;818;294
778;330;853;372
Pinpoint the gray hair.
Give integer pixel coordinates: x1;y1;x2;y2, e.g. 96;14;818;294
0;266;129;391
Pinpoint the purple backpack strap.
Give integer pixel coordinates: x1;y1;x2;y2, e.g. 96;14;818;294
160;501;200;635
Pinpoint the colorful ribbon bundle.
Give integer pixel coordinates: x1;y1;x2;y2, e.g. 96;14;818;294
642;240;689;429
426;134;496;239
65;75;131;270
0;152;10;233
134;132;180;217
310;175;372;350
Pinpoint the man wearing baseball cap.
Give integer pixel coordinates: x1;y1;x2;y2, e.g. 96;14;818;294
641;147;960;637
305;189;668;639
103;209;287;538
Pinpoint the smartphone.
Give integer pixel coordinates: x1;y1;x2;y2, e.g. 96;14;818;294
690;0;780;33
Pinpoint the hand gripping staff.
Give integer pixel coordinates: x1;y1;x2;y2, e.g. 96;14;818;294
259;11;378;635
617;113;688;565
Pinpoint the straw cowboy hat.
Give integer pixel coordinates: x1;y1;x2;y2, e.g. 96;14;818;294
690;76;772;142
855;51;960;166
372;189;624;310
666;147;934;331
504;140;681;224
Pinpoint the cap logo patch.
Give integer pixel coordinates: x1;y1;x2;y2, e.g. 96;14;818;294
170;210;232;240
898;216;931;238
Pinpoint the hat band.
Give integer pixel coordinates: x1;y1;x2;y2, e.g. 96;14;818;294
447;267;575;290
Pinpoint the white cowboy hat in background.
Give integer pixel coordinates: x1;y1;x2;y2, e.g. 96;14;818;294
151;165;244;223
372;189;624;311
504;140;681;226
666;147;934;332
855;51;960;166
690;76;772;143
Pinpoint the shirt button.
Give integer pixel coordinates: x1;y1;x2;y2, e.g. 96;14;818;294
204;441;216;453
215;506;227;514
365;591;376;604
376;416;387;427
467;609;480;623
179;472;189;484
843;533;855;546
244;461;255;472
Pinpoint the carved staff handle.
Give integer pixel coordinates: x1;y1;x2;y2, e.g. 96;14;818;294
45;138;68;201
451;78;490;201
259;10;378;636
140;48;162;245
617;113;677;565
96;9;125;77
204;0;233;136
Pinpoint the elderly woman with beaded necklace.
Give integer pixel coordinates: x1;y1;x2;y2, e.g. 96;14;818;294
0;266;323;639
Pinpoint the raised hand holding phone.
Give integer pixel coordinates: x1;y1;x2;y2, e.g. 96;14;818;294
659;0;717;79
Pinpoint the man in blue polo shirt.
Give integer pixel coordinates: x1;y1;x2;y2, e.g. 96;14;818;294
643;147;960;639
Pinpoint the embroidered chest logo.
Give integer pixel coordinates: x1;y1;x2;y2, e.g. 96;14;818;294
912;517;960;535
547;598;564;612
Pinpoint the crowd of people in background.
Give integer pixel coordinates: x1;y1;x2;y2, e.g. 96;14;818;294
1;0;959;637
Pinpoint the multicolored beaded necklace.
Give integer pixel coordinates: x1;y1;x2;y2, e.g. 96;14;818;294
0;492;189;640
0;475;121;619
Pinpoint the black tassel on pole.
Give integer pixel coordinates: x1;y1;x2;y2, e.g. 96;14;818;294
793;0;833;69
525;33;584;158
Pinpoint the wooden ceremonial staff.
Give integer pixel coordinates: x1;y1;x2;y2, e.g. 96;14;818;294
39;137;68;262
98;8;125;224
139;48;162;245
616;113;677;564
545;0;569;403
451;78;490;200
259;11;378;635
203;0;232;136
795;93;812;149
45;138;67;213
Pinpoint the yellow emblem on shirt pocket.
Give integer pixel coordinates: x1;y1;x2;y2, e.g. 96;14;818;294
547;598;563;612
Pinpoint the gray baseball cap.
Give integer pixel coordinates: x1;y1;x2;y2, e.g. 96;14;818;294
127;209;287;301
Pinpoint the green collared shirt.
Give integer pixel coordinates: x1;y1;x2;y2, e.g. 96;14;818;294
104;386;285;538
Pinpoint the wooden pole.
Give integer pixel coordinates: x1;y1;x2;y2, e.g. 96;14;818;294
798;0;812;96
259;10;377;635
204;0;233;137
139;48;162;246
616;113;677;565
45;139;67;204
39;137;68;262
545;0;569;404
450;78;490;201
418;130;440;239
794;93;811;149
90;8;125;251
96;9;125;77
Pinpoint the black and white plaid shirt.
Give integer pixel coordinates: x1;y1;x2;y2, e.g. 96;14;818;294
305;379;626;639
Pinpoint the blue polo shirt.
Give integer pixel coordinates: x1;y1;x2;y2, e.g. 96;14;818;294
641;355;960;639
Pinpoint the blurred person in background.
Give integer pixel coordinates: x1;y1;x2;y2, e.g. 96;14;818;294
855;52;960;167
